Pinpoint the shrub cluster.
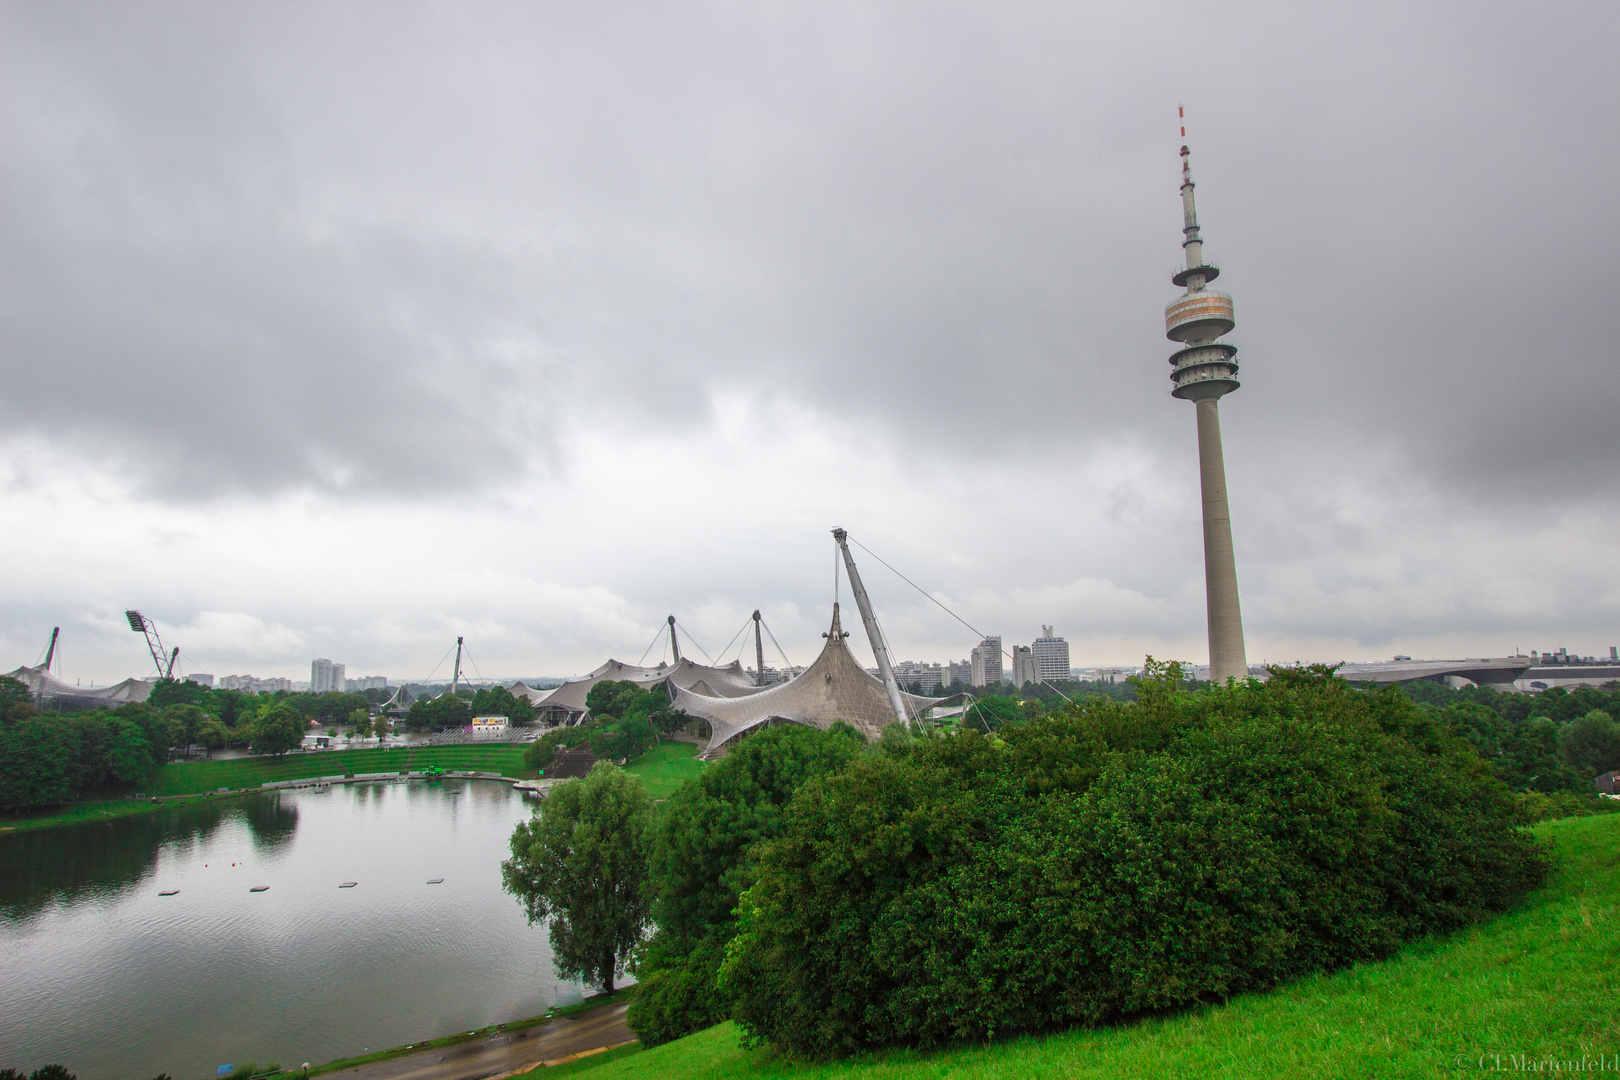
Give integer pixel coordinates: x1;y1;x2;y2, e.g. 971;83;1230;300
714;664;1549;1056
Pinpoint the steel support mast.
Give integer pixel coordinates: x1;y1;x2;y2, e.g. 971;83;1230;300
451;636;464;695
831;528;908;724
667;615;682;662
752;610;767;686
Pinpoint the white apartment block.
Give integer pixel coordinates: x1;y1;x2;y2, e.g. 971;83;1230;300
311;658;346;693
1011;645;1039;687
947;659;972;686
1032;627;1071;683
894;661;947;693
184;673;215;688
346;675;389;692
970;637;1003;687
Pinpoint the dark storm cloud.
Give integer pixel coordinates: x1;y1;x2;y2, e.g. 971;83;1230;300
2;1;1616;499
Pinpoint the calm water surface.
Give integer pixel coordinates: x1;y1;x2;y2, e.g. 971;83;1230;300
0;781;584;1080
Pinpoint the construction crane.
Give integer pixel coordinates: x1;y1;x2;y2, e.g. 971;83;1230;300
126;610;178;680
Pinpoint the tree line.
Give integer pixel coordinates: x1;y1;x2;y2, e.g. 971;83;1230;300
2;676;379;810
503;662;1608;1057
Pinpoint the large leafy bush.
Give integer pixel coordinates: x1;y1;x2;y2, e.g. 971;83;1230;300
719;664;1548;1056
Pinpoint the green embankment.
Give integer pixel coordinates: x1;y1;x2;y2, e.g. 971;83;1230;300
519;813;1620;1080
624;741;705;799
145;744;534;796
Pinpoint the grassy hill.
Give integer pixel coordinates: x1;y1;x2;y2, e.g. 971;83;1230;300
624;741;706;798
144;743;533;795
519;812;1619;1080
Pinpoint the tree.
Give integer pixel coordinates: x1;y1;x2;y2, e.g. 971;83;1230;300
406;693;470;732
0;675;35;723
164;704;207;756
198;718;228;757
1561;710;1620;778
147;678;207;710
250;703;306;757
584;680;645;720
629;722;866;1046
470;685;537;726
502;761;654;994
348;708;371;738
588;714;657;762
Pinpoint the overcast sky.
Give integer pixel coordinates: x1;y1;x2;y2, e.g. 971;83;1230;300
3;1;1617;685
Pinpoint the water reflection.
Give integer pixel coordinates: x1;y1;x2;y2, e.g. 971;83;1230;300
0;797;245;920
0;781;581;1080
244;792;299;851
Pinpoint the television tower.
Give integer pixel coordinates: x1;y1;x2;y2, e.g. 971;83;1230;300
1164;109;1247;682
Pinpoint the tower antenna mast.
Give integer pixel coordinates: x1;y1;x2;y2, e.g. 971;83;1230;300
1163;107;1248;682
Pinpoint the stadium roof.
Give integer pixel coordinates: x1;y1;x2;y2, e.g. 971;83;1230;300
4;665;153;708
673;604;946;758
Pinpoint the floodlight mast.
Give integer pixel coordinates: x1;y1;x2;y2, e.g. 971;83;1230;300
831;528;908;724
42;627;59;674
125;610;172;680
752;610;766;686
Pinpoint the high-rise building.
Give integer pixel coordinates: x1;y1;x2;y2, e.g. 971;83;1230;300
1164;111;1248;683
947;659;972;686
894;661;947;693
1032;626;1070;683
184;673;215;688
1011;645;1038;687
346;675;389;692
970;637;1003;687
311;658;346;694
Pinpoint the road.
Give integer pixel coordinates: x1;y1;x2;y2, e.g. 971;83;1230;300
328;1002;634;1080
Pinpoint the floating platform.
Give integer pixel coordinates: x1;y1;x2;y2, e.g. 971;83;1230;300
158;890;179;896
339;882;357;888
427;878;444;884
249;886;269;892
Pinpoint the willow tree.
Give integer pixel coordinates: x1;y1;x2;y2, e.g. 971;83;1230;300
502;761;654;994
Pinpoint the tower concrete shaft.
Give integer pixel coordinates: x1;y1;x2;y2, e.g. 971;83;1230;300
1195;397;1246;680
1165;128;1247;682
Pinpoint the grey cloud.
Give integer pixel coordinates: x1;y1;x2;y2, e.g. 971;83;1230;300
2;0;1617;506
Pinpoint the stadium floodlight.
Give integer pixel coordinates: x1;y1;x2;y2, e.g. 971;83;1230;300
126;609;175;679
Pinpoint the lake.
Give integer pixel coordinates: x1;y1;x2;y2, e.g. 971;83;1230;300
0;780;586;1080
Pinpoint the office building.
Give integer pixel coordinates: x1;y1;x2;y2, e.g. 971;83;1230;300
311;658;346;694
1032;626;1070;683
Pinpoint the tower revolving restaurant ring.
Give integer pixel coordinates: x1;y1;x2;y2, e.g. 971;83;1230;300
1170;342;1240;400
1164;291;1235;344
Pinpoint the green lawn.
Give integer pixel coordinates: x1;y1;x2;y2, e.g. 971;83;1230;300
521;813;1620;1080
145;743;534;796
625;741;706;798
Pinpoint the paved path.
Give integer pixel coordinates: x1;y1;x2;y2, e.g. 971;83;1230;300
329;1003;634;1080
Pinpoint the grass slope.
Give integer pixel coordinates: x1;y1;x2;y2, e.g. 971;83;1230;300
525;814;1619;1080
625;741;706;799
145;744;534;795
